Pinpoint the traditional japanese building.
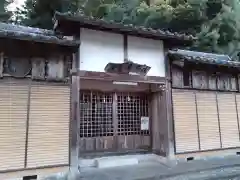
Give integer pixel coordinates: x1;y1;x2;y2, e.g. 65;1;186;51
3;11;239;180
53;12;194;163
54;12;240;164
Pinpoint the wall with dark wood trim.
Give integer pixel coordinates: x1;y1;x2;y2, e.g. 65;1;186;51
171;64;238;92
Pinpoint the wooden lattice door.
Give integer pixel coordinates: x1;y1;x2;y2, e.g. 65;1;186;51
79;91;150;154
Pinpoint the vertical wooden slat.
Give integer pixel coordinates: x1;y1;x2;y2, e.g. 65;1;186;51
172;90;199;153
95;137;104;151
209;74;217;90
31;58;46;80
234;94;240;141
172;67;183;88
112;92;118;150
194;93;201;150
134;135;142;149
231;76;237;91
24;80;31;168
151;92;165;154
196;92;221;150
79;138;86;152
192;71;208;89
215;92;222;148
0;52;4;78
103;136;114;150
85;138;95;151
123;35;128;62
218;93;240;148
47;55;65;80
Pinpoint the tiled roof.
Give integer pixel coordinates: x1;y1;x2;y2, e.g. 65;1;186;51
0;22;79;46
54;12;196;42
168;49;240;67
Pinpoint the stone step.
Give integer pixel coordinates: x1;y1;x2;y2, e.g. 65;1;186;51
95;156;139;168
79;154;171;169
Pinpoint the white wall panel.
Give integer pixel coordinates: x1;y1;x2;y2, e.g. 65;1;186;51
79;28;124;72
127;36;165;77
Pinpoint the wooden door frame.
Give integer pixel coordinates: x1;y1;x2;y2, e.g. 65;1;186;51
78;90;152;156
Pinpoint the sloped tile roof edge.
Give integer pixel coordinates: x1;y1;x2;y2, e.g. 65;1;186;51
168;49;240;67
0;22;79;47
54;11;196;42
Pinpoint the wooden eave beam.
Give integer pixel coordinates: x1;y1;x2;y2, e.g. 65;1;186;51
71;70;166;84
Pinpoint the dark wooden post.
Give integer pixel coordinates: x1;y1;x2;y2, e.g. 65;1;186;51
164;49;175;159
70;49;80;171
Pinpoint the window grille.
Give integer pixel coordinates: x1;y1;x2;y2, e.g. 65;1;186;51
79;91;150;137
79;91;113;137
117;93;149;135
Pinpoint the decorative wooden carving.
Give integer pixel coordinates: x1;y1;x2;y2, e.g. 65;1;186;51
105;61;151;76
217;76;224;90
47;55;65;80
172;67;183;88
0;52;3;78
192;71;208;89
208;74;217;90
31;57;45;80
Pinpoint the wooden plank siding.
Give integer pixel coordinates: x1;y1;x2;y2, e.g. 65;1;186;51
171;66;238;92
27;83;70;168
172;90;199;153
172;89;240;154
218;93;239;148
196;92;221;150
172;67;183;88
0;79;29;171
0;78;70;172
192;71;208;89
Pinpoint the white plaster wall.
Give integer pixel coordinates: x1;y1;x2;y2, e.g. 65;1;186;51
127;36;165;77
79;28;124;72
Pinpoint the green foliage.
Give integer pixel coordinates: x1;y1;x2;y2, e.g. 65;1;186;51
14;0;240;57
194;0;240;59
0;0;13;22
17;0;80;29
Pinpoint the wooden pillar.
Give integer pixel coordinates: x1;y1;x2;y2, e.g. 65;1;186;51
165;80;175;159
69;30;81;171
164;49;175;159
151;91;167;156
151;49;175;158
70;50;80;170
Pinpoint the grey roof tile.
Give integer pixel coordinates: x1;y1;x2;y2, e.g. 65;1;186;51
168;49;240;67
54;12;196;42
0;22;79;46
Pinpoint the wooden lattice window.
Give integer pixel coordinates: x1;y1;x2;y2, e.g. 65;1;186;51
117;93;149;135
80;91;113;137
80;91;150;137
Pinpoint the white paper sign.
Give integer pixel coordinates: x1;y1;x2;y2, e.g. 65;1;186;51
141;116;149;130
